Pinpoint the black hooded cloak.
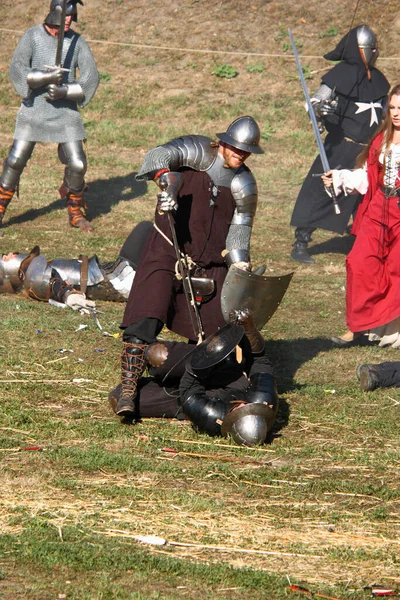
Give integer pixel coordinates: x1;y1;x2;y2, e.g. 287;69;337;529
290;26;390;234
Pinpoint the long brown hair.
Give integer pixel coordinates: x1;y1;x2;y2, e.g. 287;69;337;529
355;83;400;170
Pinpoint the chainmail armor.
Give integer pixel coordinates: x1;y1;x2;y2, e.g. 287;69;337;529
311;84;334;103
226;224;251;254
10;25;99;143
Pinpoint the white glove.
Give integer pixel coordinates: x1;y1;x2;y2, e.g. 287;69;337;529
157;190;178;213
64;292;96;315
233;261;252;272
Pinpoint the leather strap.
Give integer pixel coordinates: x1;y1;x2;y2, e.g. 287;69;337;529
78;254;89;295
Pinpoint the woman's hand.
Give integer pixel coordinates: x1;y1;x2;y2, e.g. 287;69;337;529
321;170;333;187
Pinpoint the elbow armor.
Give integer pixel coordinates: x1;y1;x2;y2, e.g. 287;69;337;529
230;170;258;227
135;135;217;181
181;393;231;437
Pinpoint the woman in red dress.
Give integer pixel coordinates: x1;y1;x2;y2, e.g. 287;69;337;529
323;84;400;347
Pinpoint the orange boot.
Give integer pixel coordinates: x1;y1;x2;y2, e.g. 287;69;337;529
0;185;15;226
66;189;94;232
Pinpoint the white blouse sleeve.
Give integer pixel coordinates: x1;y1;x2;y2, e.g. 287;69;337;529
331;166;369;196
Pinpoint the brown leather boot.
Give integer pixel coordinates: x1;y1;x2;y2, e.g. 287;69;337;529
66;189;94;232
110;338;149;417
0;185;15;227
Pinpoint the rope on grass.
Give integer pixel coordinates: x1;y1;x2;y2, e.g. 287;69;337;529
1;28;399;60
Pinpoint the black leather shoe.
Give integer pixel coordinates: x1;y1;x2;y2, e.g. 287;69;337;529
357;364;380;391
290;242;315;264
331;334;374;347
331;335;354;347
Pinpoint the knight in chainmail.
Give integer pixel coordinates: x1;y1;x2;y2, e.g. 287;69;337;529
289;25;389;264
113;116;264;418
0;0;99;232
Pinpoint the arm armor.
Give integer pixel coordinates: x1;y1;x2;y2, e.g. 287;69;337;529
309;84;337;123
65;83;85;102
180;393;230;437
73;36;99;107
22;255;104;301
135;135;217;181
27;68;63;89
244;372;278;411
225;168;258;264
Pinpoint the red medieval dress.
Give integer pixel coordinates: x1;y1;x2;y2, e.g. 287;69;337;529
121;169;236;340
346;132;400;332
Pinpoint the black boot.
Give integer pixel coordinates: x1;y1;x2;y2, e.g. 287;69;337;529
291;241;315;264
357;364;380;391
290;227;315;264
110;337;148;417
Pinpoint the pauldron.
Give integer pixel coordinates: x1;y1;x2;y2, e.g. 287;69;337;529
135;135;217;180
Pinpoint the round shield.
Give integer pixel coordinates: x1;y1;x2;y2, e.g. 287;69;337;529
187;322;245;376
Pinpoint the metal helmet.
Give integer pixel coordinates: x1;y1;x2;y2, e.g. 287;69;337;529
221;403;274;447
357;25;379;66
216;116;264;155
45;0;83;25
0;252;29;294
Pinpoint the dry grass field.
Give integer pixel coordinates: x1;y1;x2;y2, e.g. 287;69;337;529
1;1;400;598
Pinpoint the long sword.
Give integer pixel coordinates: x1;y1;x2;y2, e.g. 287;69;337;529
55;0;68;67
158;180;205;343
288;28;341;215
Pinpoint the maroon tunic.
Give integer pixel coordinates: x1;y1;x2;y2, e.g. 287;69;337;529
122;170;235;340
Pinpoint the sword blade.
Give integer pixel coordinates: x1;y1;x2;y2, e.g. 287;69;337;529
55;0;68;67
288;28;341;215
166;212;204;342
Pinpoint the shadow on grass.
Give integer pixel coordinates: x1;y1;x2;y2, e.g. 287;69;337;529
4;198;65;228
266;336;335;393
86;173;147;219
309;234;355;257
3;173;147;227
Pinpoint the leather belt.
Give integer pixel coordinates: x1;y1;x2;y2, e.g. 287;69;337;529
380;186;400;197
344;137;367;146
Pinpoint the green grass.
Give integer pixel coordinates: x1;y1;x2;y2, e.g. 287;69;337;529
1;0;400;598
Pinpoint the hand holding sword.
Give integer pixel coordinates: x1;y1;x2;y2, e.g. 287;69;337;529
156;172;205;343
44;0;71;101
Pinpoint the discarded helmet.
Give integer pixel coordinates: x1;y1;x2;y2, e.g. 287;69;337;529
217;116;264;154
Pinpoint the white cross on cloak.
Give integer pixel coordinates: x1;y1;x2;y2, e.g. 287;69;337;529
354;101;383;127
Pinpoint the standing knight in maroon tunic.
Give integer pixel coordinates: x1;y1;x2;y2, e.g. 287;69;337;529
112;116;264;417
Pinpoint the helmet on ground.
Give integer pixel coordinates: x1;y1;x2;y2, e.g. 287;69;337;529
45;0;83;25
216;116;264;154
357;24;378;66
221;403;274;447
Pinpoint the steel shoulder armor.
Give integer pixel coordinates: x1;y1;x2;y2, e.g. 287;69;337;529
135;135;217;181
